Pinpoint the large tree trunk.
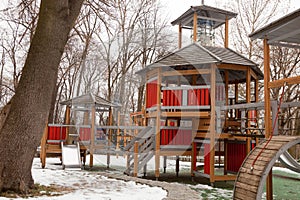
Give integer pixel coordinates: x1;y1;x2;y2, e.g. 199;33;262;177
0;0;83;193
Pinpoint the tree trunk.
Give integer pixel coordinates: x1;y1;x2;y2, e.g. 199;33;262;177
0;0;83;193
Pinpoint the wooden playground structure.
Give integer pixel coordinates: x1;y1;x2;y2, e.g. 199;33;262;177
39;4;300;200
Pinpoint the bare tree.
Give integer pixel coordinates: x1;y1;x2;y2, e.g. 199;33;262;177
0;0;84;193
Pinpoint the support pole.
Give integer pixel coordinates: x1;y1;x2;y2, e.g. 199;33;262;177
133;141;139;177
89;106;96;168
224;16;229;48
246;67;251;153
209;64;216;185
263;38;273;200
193;11;198;42
178;23;182;49
107;107;113;168
155;68;162;180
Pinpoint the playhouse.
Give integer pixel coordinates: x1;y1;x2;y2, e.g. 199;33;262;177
39;4;300;199
134;5;265;183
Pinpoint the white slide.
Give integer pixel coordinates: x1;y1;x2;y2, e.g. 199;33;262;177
61;142;82;170
279;151;300;173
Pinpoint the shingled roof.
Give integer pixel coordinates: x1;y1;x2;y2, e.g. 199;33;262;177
136;43;263;80
171;5;237;29
249;8;300;48
60;93;120;109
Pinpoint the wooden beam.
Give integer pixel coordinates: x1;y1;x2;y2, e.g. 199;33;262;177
178;23;182;49
263;38;273;200
224;16;229;48
162;69;210;77
268;76;300;88
250;68;258;80
161;111;210;118
264;38;271;139
210;64;216;184
89;106;96;168
214;175;236;181
193;11;197;42
246;67;251;154
218;64;248;71
155;68;162;179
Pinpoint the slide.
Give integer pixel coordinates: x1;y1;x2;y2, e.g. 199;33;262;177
61;142;82;170
279;151;300;173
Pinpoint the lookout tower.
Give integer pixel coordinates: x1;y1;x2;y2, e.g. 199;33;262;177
131;4;264;185
171;5;237;48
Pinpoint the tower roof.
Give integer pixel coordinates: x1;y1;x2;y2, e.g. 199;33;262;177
136;43;263;82
171;5;237;29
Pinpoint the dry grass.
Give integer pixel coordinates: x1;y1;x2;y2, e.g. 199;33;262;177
0;184;73;199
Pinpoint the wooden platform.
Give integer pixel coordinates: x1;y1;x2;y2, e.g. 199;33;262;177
233;135;300;200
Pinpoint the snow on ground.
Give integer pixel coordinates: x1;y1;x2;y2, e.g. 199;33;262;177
1;154;298;200
0;156;167;200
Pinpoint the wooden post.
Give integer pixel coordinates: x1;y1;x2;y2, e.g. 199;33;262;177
263;38;273;200
155;68;161;180
191;118;198;177
224;16;229;48
193;11;198;42
107;107;113;168
133;141;139;177
255;78;259;145
40;123;48;168
246;67;251;153
225;70;229;128
117;111;121;150
209;64;216;185
178;23;182;49
89;106;96;168
65;106;71;144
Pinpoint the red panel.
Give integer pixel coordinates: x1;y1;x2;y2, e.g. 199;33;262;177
163;90;166;106
146;80;158;108
161;129;165;145
227;142;247;173
201;89;205;105
174;90;178;106
205;89;210;105
178;90;182;106
204;143;210;174
196;89;201;106
47;126;66;144
79;127;91;141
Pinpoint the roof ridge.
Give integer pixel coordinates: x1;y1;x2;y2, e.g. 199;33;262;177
195;43;222;62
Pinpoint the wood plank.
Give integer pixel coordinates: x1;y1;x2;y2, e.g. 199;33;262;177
239;172;261;183
240;166;263;176
242;165;265;173
237;177;260;187
213;175;236;181
268;76;300;88
234;188;257;199
161;111;210;118
162;69;210;76
235;182;258;193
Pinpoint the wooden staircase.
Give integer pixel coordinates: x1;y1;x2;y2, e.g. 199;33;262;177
124;126;155;176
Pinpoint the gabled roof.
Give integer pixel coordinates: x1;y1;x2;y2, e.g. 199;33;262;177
136;43;263;80
249;8;300;48
60;93;120;108
171;5;237;29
